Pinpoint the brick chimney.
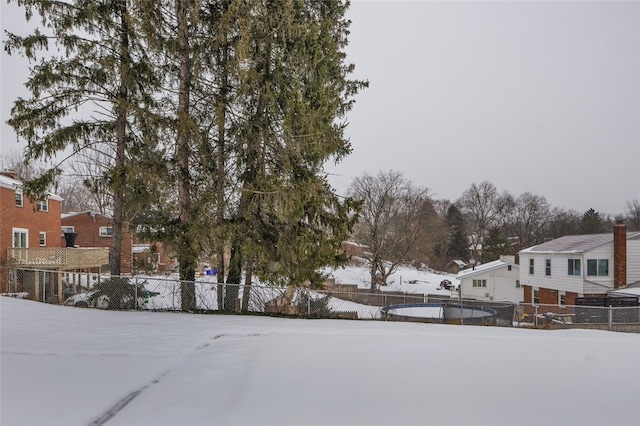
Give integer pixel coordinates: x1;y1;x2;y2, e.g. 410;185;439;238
613;220;627;288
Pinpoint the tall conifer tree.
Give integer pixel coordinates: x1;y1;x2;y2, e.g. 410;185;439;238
5;0;160;276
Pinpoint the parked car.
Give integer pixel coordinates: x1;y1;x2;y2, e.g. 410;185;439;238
65;291;105;309
63;278;156;310
63;291;145;309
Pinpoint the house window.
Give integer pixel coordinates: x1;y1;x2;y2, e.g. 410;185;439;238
39;232;46;246
545;259;551;276
61;226;75;236
559;292;566;306
12;228;28;248
37;199;48;212
533;288;539;304
507;265;512;271
516;280;521;288
529;259;534;275
15;188;23;207
587;259;609;277
99;226;114;237
472;279;487;288
568;259;581;276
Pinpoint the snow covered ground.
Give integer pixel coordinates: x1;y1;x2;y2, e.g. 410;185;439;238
2;296;639;426
324;263;458;296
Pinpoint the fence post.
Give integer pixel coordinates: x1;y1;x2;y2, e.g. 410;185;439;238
534;305;538;328
608;305;612;331
135;276;138;309
308;294;311;315
35;270;41;302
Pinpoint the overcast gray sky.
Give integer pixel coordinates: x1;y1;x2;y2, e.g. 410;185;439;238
327;0;640;215
2;1;639;215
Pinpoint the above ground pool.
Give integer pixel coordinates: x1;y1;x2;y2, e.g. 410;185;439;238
382;302;498;325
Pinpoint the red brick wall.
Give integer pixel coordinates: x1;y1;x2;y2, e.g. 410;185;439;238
523;285;532;304
565;292;578;306
539;287;559;305
61;213;133;274
523;285;579;306
0;186;62;291
342;241;362;257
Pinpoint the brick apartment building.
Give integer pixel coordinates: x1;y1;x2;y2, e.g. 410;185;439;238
61;211;134;274
0;171;64;293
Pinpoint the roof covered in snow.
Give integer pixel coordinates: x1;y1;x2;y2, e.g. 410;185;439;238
62;210;110;219
456;257;518;279
520;232;640;254
0;172;63;201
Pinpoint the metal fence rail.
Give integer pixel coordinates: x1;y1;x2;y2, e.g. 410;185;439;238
2;267;639;333
515;303;640;332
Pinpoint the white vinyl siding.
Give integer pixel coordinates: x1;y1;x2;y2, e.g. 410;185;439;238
520;235;640;296
627;238;640;284
519;253;585;295
472;279;487;287
457;262;522;303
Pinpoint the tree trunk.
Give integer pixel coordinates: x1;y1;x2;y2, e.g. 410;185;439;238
176;0;196;310
215;19;229;312
224;243;242;312
241;256;254;312
110;0;130;277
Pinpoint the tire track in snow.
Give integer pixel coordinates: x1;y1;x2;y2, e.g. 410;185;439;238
89;370;170;426
89;333;261;425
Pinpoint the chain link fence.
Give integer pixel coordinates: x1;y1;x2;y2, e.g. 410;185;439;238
515;303;640;332
2;267;639;332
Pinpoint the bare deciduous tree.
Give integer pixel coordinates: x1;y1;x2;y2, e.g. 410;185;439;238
349;170;432;290
457;181;507;259
507;192;552;248
0;150;51;181
626;200;640;231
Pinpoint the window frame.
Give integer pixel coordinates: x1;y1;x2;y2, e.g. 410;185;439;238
15;188;23;207
559;292;566;306
37;198;49;212
529;258;534;275
39;232;47;246
545;259;551;276
99;226;114;237
516;279;521;288
533;288;540;305
472;279;487;288
567;259;581;276
61;226;75;236
587;259;609;277
12;228;28;248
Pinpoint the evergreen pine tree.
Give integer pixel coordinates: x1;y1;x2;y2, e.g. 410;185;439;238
446;204;469;261
5;0;160;276
581;208;606;234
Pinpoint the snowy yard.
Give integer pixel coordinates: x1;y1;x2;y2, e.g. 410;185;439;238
1;296;639;426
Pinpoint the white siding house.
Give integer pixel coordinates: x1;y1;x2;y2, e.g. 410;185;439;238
456;256;521;303
518;230;640;300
